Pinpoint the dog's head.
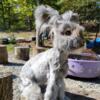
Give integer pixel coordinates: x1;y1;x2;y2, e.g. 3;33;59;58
51;17;84;51
35;5;84;51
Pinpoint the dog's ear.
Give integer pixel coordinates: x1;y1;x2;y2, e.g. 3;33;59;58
62;11;79;23
70;13;79;23
34;5;59;23
42;12;50;21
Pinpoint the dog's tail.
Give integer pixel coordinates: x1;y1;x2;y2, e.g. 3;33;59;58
34;5;59;23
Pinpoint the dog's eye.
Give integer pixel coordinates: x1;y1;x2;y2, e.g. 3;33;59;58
65;30;71;36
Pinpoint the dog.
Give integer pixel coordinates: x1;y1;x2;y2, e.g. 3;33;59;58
19;5;84;100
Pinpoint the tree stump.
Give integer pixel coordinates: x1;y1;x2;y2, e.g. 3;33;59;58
0;45;8;64
0;72;13;100
15;46;30;60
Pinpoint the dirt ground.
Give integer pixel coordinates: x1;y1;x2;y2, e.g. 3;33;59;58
64;77;100;100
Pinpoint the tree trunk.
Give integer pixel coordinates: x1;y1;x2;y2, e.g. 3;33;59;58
35;0;40;5
1;1;5;29
0;72;13;100
0;45;8;64
8;5;11;29
15;46;30;61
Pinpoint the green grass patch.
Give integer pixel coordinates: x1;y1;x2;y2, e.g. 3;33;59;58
0;32;35;39
7;44;15;52
15;33;34;38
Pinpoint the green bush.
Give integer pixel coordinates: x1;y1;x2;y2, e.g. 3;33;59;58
9;34;16;44
0;0;99;31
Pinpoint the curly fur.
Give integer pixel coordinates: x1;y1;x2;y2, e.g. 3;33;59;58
34;5;59;47
19;5;84;100
62;11;79;23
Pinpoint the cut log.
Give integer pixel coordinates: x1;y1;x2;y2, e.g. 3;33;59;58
0;45;8;64
0;72;13;100
15;46;30;60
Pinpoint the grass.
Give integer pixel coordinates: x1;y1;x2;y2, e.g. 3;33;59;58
0;31;35;39
6;42;35;53
7;44;15;53
14;32;34;38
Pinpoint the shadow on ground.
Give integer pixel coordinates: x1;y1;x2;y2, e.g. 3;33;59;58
65;92;96;100
3;62;24;67
39;85;96;100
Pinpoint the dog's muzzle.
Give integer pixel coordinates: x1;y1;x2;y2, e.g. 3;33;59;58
70;37;83;49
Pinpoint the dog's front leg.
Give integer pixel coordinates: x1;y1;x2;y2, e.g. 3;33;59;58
57;78;65;100
44;56;60;100
44;70;58;100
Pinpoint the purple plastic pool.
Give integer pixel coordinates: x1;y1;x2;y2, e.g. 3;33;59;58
68;58;100;78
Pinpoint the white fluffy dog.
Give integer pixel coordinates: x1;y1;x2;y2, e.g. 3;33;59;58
19;5;84;100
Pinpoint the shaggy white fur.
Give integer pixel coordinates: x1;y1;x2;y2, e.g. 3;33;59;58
19;5;84;100
34;5;59;47
62;11;79;23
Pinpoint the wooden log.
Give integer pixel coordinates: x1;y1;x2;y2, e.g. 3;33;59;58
0;72;13;100
0;45;8;64
15;46;30;60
